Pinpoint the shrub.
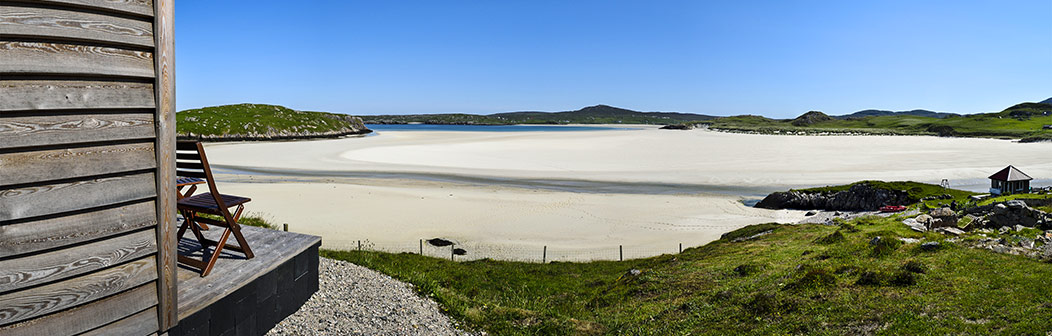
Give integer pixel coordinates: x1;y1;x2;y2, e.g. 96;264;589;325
733;264;761;277
814;230;846;244
902;260;928;274
743;293;796;316
890;271;917;286
784;268;837;291
855;271;886;286
868;236;902;257
721;223;780;241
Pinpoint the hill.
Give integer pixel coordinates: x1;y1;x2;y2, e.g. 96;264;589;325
688;101;1052;140
835;109;958;119
177;103;371;141
361;105;717;125
322;196;1052;334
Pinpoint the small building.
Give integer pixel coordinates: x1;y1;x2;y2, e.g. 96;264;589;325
989;165;1033;195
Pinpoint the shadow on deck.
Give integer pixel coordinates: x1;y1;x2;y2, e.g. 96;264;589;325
169;225;320;336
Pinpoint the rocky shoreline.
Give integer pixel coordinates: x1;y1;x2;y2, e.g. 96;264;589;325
178;128;372;142
179;112;373;142
755;183;912;211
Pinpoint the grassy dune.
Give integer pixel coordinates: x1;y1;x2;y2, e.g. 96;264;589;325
695;102;1052;140
323;212;1052;335
177;103;369;138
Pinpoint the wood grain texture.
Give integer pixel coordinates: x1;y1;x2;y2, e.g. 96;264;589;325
0;112;154;149
0;229;157;294
30;0;154;18
79;306;158;336
153;0;177;329
0;41;154;77
0;142;156;185
0;171;156;221
0;200;156;257
0;282;156;336
0;79;155;111
0;5;155;48
0;256;156;326
177;226;322;319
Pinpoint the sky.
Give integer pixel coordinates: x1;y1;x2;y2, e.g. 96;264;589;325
175;1;1052;118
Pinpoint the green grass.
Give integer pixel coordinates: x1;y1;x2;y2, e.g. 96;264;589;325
322;215;1052;335
177;103;368;137
978;193;1052;206
197;212;278;230
794;180;977;205
689;102;1052;140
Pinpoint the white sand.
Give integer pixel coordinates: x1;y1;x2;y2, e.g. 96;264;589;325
204;128;1052;260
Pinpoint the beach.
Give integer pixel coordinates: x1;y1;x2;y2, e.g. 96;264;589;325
205;127;1052;260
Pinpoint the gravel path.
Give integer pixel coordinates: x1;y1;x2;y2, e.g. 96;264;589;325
267;257;478;336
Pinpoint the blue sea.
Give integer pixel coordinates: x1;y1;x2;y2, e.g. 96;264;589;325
365;124;638;132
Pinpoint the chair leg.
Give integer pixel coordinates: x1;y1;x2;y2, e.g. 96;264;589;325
199;228;232;277
227;205;254;259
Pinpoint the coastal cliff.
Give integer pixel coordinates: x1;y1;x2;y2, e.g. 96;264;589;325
177;103;371;141
755;182;912;211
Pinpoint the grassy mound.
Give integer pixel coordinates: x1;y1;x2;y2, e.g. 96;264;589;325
692;102;1052;140
794;180;977;207
177;103;369;138
323;215;1052;335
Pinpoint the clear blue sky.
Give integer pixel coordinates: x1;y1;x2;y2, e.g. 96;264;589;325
175;1;1051;118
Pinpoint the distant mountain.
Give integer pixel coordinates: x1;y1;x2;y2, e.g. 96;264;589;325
492;105;717;123
834;109;959;119
1039;97;1052;105
362;105;717;125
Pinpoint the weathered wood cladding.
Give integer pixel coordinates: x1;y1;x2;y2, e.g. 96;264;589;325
0;111;156;149
0;0;173;334
0;256;157;325
0;228;157;293
0;199;157;257
0;79;156;111
0;141;156;185
0;4;155;48
0;282;158;336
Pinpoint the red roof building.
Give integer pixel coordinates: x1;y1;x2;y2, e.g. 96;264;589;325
989;165;1032;195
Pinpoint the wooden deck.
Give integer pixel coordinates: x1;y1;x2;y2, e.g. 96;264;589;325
172;225;320;335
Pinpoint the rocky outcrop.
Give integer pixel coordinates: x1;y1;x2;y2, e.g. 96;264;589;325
790;111;831;126
755;183;911;211
659;124;693;130
964;200;1052;229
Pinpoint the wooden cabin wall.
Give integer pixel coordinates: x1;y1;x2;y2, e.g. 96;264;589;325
0;0;176;334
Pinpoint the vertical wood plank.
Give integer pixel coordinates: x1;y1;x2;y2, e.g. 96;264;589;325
152;0;177;331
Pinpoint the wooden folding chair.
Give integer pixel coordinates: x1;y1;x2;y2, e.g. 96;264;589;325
176;141;254;276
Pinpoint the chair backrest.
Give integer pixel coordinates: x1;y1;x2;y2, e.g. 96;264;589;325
175;141;227;210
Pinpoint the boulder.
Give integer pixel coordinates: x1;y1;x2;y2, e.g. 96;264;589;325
928;207;958;230
964;201;1052;229
935;227;965;236
915;214;934;226
903;218;926;232
919;242;940;251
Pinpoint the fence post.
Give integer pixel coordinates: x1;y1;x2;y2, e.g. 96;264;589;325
679;243;682;254
358;240;361;251
543;246;547;263
619;245;623;261
451;244;455;261
283;223;288;232
419;239;423;255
